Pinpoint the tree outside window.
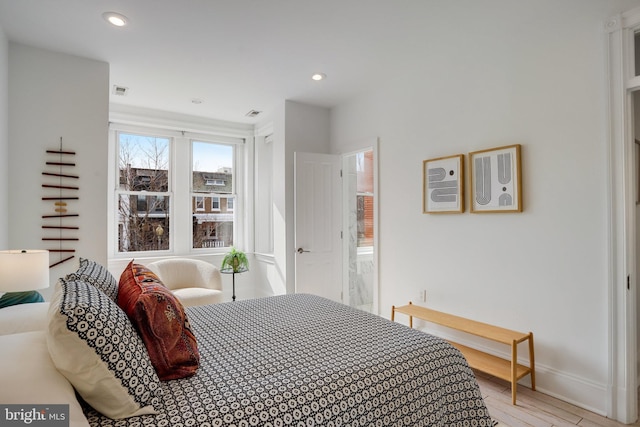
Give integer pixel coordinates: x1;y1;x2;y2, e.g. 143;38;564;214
117;133;170;252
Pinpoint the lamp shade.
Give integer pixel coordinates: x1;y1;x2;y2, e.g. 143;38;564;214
0;250;49;292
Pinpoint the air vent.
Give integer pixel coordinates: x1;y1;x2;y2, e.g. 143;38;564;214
112;85;129;96
245;110;262;117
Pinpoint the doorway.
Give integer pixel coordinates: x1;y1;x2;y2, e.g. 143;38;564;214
606;8;640;423
342;148;377;314
293;144;378;313
634;89;640;416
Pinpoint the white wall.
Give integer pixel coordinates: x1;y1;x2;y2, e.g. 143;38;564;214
329;0;640;415
0;25;8;248
254;100;331;296
8;43;109;297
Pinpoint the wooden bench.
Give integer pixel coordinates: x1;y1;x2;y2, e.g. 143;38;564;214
391;301;535;404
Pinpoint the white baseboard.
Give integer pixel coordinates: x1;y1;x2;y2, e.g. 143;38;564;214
530;365;606;416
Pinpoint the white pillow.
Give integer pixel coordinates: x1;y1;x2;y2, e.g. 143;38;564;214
47;279;162;419
0;302;49;335
0;331;90;427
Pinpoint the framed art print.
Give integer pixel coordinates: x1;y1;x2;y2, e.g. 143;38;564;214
423;154;464;214
469;144;522;213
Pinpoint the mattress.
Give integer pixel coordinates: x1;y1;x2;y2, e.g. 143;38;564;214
83;294;494;426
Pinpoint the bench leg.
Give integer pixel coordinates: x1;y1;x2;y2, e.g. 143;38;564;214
408;301;413;328
391;303;413;328
511;340;517;405
528;333;536;391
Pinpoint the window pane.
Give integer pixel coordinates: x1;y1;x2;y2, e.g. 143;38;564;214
195;196;205;212
118;195;170;252
192;196;234;248
192;141;233;193
116;132;171;253
118;133;170;192
192;141;234;249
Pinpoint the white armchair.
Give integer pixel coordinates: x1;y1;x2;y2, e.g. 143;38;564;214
147;258;223;307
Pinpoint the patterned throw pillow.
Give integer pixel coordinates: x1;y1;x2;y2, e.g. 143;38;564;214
66;257;118;301
117;261;200;380
46;279;162;419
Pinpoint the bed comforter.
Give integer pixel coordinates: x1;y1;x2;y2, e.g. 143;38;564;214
83;294;494;426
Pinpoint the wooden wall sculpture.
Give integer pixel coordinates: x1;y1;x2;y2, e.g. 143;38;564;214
42;138;79;268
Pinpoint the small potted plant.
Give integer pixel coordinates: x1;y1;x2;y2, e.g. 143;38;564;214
221;247;249;273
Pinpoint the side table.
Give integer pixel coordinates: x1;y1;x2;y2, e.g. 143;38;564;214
220;267;247;301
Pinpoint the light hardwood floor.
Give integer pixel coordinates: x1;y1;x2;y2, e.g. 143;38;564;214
475;371;640;427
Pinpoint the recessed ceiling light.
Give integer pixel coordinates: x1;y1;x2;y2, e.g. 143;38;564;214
311;73;326;81
102;12;128;27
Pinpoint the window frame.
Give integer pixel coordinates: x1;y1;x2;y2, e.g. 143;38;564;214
211;196;221;211
114;130;173;255
108;121;249;258
195;195;206;212
190;138;238;251
206;178;225;186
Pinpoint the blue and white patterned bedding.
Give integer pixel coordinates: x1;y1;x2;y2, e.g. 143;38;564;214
84;294;493;426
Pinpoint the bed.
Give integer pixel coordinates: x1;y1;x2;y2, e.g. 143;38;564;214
0;260;494;427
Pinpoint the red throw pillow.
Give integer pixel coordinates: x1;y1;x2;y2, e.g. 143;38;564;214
117;260;199;380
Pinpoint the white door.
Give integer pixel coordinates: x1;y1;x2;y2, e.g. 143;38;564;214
294;152;342;301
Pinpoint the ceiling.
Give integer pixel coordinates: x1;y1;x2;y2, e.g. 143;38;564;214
0;0;430;124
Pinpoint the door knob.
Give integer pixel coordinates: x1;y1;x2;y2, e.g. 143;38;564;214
297;247;310;254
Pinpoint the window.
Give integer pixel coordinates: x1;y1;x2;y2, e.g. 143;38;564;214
195;196;205;212
110;122;247;256
191;141;235;250
205;178;225;186
116;132;171;252
211;196;220;211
